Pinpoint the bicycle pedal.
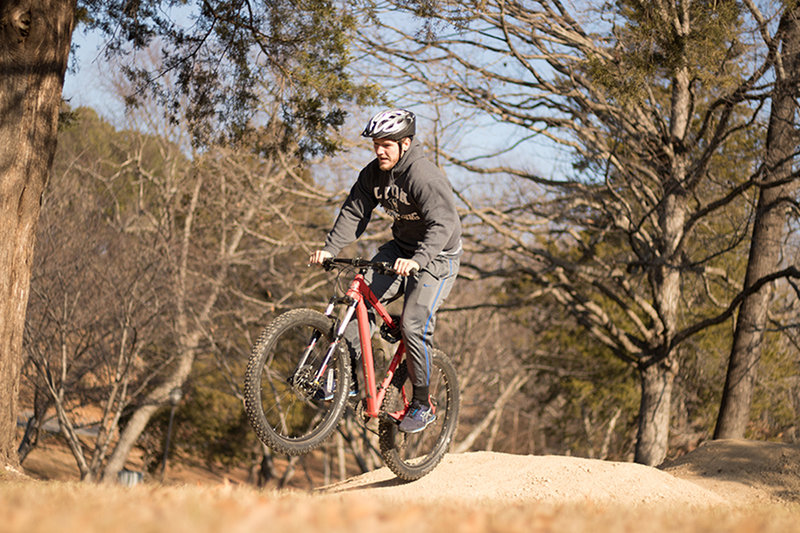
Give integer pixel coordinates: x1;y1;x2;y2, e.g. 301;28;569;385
380;317;403;343
378;412;400;424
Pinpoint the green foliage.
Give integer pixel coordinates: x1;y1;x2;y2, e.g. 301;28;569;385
607;0;745;87
537;309;640;459
494;272;639;459
748;328;800;441
53;106;189;227
139;376;252;474
77;0;378;155
670;322;730;452
173;368;252;468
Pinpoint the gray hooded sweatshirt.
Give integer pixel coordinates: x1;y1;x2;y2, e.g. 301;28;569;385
322;139;461;270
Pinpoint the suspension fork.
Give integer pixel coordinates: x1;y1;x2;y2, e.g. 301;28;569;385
308;297;359;383
287;296;358;391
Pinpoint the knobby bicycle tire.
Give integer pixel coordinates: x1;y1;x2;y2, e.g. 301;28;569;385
378;349;460;481
244;308;351;456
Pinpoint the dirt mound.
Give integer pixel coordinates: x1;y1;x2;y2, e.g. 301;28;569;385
9;439;800;533
21;434;800;510
322;440;800;508
321;450;727;508
660;439;800;505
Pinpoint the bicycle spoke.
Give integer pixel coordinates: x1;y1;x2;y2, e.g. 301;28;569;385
244;309;350;455
378;350;460;480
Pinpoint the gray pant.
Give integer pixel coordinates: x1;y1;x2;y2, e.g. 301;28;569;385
343;241;459;389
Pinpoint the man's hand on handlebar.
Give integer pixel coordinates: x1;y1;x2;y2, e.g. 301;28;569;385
308;250;333;265
309;252;418;277
393;258;419;277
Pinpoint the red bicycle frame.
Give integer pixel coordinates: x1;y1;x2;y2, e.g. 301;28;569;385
333;271;409;420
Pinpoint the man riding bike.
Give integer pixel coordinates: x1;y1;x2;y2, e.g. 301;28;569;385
309;109;461;433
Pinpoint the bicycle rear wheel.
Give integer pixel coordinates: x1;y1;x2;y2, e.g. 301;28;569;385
378;349;460;480
244;308;351;456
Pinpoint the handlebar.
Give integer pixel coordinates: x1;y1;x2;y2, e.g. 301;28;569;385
320;257;417;276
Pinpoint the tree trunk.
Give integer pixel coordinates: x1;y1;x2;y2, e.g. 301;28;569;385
17;387;49;462
634;360;675;465
633;56;691;465
714;6;800;439
101;343;197;482
0;0;75;466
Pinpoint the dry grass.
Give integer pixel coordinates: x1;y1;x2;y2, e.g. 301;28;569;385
8;439;800;532
2;479;800;533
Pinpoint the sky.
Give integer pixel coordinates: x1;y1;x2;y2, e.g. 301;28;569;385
63;29;128;124
60;22;569;195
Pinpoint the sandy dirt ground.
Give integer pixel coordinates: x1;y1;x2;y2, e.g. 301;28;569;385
6;438;800;533
319;439;800;508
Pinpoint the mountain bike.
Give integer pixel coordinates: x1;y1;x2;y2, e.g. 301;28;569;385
243;257;460;481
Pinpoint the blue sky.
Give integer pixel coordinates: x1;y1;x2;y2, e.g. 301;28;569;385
63;29;127;123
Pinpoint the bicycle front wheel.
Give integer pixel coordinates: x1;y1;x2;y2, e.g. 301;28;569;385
244;308;351;456
378;348;460;481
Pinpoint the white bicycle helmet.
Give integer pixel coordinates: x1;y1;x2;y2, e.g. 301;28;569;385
361;109;416;140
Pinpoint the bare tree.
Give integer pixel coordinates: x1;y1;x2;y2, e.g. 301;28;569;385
22;102;337;481
357;0;777;464
22;117;170;479
97;114;331;482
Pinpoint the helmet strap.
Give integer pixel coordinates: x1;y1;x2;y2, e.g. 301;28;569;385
398;137;412;160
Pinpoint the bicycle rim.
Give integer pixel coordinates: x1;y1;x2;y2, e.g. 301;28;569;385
244;309;350;456
378;349;460;480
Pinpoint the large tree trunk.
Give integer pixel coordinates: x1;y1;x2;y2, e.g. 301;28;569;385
0;0;75;466
636;190;685;465
714;7;800;439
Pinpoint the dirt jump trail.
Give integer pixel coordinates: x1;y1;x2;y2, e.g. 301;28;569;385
6;438;800;533
320;439;800;508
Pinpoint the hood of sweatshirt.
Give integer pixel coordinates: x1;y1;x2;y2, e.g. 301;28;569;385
388;138;425;177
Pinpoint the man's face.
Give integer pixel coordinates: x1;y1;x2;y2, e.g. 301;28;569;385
373;137;411;171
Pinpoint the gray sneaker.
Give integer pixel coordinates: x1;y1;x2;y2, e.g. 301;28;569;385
398;401;436;433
